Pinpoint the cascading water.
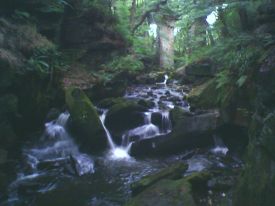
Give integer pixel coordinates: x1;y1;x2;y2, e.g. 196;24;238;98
32;112;94;175
99;110;132;160
161;111;172;133
211;135;229;155
2;75;244;206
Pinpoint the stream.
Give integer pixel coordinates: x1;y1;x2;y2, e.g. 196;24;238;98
0;78;243;206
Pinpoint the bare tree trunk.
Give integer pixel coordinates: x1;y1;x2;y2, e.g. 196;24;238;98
130;0;137;30
157;16;176;69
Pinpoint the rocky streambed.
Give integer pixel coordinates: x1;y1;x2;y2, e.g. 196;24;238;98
0;79;246;206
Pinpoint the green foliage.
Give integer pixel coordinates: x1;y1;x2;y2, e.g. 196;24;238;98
25;47;66;77
114;0;132;42
106;55;144;72
12;10;31;21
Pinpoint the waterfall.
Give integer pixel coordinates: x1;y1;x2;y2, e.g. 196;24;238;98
99;110;116;149
25;112;94;176
99;109;131;160
161;111;172;133
156;74;169;85
211;135;229;155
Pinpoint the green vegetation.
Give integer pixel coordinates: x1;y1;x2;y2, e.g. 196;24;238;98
1;0;275;205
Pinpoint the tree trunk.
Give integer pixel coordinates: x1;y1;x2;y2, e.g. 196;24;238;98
217;7;230;37
130;0;137;30
157;16;176;69
238;5;250;31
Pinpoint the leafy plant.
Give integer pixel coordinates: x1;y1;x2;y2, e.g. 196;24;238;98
106;55;144;72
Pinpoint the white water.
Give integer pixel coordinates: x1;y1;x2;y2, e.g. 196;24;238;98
211;135;229;155
161;111;172;133
24;112;94;175
156;74;169;85
99;110;131;160
99;110;116;149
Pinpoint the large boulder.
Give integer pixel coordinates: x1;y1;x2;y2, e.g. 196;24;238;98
131;163;188;195
126;171;211;206
105;100;146;138
187;79;219;109
65;87;107;153
126;178;195;206
185;58;216;77
130;109;221;156
233;112;275;206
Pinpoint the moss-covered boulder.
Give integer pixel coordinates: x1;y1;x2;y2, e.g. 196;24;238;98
126;171;211;206
97;97;125;109
105;100;146;136
187;79;219;109
233;112;275;206
126;178;195;206
185;58;216;77
65;87;107;153
131;163;188;195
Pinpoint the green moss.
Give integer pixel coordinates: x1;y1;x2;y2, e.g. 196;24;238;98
233;113;275;206
66;87;101;130
126;179;195;206
187;79;219;109
65;87;107;152
97;97;125;109
131;163;188;195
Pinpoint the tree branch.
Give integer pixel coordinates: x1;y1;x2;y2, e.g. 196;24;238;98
132;0;168;33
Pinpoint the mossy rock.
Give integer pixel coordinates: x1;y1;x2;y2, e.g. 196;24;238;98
0;94;18;121
187;79;219;109
137;99;155;109
170;106;192;126
185;58;216;77
65;87;107;153
126;171;210;206
131;163;188;195
0;122;17;150
97;97;125;109
105;101;146;136
125;178;195;206
233;113;275;206
0;149;7;165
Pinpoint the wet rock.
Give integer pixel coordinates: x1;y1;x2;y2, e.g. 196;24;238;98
207;176;235;191
131;163;188;195
135;72;166;84
185;59;216;77
97;97;125;109
151;112;162;128
126;171;210;206
86;79;127;101
233;112;275;206
45;108;61;122
0;149;7;165
137;99;155;109
0;122;17;150
70;154;94;176
105;101;146;136
232;108;251;127
65;87;107;153
0;94;18;122
37;157;72;171
187;79;219;109
126;178;195;206
131;110;220;156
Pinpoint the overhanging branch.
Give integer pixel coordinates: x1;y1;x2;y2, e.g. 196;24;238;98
132;0;168;33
